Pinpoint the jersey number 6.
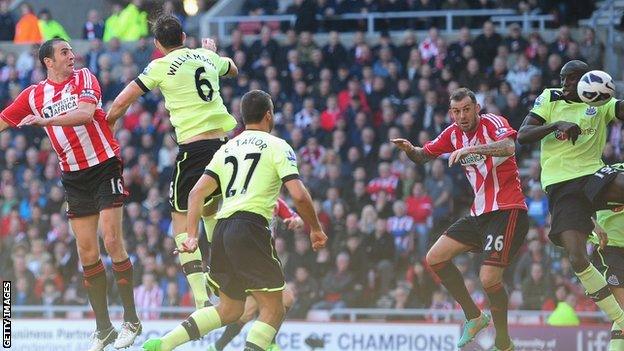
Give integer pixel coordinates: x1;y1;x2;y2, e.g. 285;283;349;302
195;67;214;102
224;153;261;197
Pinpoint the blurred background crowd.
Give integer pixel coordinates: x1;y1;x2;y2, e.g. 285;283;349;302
0;0;621;324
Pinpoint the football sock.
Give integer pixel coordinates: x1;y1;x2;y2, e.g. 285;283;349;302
610;322;624;351
83;260;112;331
175;232;209;309
576;263;624;329
431;260;480;320
485;282;511;349
246;321;277;351
161;306;222;351
112;258;139;323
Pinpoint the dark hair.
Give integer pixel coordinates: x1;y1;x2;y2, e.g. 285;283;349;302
241;90;273;124
152;14;183;49
449;87;477;104
38;38;67;66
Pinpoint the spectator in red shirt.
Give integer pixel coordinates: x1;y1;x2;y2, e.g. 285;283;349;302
405;182;433;259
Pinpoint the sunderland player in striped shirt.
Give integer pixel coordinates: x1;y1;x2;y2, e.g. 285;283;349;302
519;60;624;339
392;88;528;351
0;38;141;350
591;164;624;350
106;15;238;310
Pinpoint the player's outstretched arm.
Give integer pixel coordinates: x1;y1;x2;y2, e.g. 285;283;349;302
448;137;515;166
518;114;581;145
18;102;96;127
284;179;327;251
390;138;435;164
106;81;145;127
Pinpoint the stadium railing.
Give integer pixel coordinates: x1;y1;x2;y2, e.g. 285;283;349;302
200;9;531;39
490;14;555;32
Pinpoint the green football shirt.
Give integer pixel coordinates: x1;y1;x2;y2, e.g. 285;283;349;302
136;47;237;143
590;163;624;248
205;130;299;222
530;88;617;188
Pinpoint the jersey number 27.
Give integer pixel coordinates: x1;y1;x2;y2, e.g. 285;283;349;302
224;153;261;197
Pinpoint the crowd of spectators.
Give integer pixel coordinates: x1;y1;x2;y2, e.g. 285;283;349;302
0;0;621;324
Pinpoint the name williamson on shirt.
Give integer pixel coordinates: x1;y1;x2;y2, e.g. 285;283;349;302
167;52;216;76
42;95;78;118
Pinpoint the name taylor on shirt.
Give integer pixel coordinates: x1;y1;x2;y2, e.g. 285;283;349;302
167;52;217;76
226;135;268;152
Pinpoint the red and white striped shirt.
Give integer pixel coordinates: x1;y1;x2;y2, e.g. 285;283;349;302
423;113;527;216
0;68;119;172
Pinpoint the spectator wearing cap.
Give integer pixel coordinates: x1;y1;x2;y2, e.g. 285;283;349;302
14;2;42;44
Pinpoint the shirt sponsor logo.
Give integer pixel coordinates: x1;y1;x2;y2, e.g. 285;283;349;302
554;128;596;141
586;106;597;116
42;94;78;118
460;153;486;166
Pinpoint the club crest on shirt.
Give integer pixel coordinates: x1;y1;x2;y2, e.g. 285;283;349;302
533;95;544;108
460;153;486;166
586;106;597;116
286;150;297;166
608;274;620;286
42;94;78;118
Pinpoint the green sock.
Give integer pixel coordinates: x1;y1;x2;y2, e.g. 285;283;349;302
175;232;208;309
162;306;222;350
246;321;277;350
577;264;624;328
202;215;217;243
611;321;624;351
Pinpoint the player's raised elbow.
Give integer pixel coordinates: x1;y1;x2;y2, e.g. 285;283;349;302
224;58;238;78
516;127;532;145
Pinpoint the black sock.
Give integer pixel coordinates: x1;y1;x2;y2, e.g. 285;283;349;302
485;282;510;348
83;260;112;331
112;258;139;323
244;342;263;351
215;322;244;350
431;261;480;320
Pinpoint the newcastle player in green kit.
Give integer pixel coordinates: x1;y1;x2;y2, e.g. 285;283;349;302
591;163;624;350
142;90;328;351
518;60;624;332
106;15;237;309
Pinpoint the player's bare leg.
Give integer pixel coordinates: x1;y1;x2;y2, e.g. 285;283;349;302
173;210;210;309
603;174;624;205
480;265;513;351
426;235;490;348
72;214;117;351
210;287;294;351
245;290;285;350
100;206;142;348
560;230;624;331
